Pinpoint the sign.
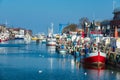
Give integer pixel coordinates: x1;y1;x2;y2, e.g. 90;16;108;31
90;31;101;34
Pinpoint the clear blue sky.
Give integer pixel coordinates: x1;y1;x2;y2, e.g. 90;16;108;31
0;0;119;34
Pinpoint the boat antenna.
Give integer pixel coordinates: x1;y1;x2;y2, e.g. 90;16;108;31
51;22;54;34
92;12;95;21
5;19;8;27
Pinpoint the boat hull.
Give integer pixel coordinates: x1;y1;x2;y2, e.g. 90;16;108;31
83;52;106;67
47;41;56;46
59;49;67;54
42;39;46;43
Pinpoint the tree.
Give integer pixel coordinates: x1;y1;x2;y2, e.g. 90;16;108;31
79;17;90;29
62;24;78;33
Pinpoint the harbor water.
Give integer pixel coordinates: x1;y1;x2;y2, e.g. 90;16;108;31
0;40;120;80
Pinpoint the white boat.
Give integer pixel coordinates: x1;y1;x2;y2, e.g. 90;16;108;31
47;38;56;46
46;23;56;46
14;29;25;40
59;49;67;54
14;34;24;40
58;45;67;54
42;39;46;43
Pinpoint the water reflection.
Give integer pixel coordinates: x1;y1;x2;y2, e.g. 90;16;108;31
47;46;56;53
82;64;105;80
86;69;105;80
0;47;25;54
116;72;120;79
10;40;25;44
0;47;7;53
0;42;29;54
50;58;53;69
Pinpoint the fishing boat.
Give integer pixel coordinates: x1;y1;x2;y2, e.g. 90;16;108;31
14;29;25;40
47;38;56;46
83;42;106;67
82;27;106;66
46;23;56;46
56;44;66;54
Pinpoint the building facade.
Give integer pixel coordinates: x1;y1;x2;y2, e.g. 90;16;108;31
110;7;120;37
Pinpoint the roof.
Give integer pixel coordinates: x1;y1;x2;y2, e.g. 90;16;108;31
101;20;110;26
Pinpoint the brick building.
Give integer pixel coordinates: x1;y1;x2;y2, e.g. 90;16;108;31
110;7;120;37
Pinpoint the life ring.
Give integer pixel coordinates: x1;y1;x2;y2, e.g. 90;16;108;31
116;55;120;63
93;47;97;52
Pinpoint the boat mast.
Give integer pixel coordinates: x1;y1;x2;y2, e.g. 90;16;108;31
5;20;8;27
113;0;116;10
51;22;54;35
